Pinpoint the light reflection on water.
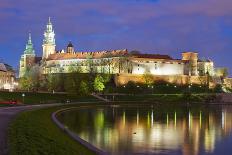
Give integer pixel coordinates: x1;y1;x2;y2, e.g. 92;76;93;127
57;105;232;155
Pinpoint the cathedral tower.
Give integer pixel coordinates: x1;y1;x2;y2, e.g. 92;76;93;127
19;33;36;77
42;17;56;59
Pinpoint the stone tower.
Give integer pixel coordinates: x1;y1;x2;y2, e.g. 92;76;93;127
19;33;36;77
42;17;56;59
182;52;198;76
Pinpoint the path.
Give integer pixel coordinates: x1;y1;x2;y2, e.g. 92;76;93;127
0;103;59;155
91;93;110;102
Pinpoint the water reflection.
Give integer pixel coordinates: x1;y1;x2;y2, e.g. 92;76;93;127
57;105;232;155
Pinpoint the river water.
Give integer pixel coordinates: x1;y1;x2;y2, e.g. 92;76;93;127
57;105;232;155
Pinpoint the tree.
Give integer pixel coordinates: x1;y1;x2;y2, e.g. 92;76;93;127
143;72;153;86
79;81;89;95
28;65;41;90
94;75;105;92
19;76;33;91
19;64;41;91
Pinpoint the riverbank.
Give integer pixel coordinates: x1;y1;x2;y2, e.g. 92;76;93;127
8;104;97;155
0;104;60;155
99;93;223;103
7;98;232;155
0;91;99;105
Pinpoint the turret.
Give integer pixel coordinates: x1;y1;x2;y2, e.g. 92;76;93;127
66;41;74;54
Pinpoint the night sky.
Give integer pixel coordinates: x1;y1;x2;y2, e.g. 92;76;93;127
0;0;232;75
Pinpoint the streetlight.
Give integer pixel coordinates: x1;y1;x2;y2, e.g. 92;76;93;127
22;93;25;104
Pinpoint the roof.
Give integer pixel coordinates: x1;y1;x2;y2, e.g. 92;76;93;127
67;42;74;48
198;58;212;63
47;49;128;60
131;54;173;60
0;63;14;72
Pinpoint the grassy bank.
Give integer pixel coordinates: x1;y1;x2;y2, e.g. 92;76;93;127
101;93;214;103
8;105;96;155
0;91;99;104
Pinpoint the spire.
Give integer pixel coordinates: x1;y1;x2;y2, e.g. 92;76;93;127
48;17;51;24
28;32;32;44
24;32;35;55
43;17;55;45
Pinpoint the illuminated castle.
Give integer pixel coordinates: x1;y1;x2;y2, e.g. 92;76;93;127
19;18;231;87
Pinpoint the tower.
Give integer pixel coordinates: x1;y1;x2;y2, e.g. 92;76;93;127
42;17;56;59
19;33;36;77
182;52;198;76
66;41;75;54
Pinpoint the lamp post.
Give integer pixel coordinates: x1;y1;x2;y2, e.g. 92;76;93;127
22;93;25;104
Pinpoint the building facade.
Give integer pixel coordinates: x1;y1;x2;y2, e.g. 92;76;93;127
19;18;230;87
0;63;16;90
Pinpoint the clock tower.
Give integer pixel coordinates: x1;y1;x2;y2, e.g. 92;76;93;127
42;17;56;59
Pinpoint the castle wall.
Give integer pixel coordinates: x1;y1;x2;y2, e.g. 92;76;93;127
114;73;208;86
131;61;185;75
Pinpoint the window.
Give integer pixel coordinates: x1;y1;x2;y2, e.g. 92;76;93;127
155;64;158;69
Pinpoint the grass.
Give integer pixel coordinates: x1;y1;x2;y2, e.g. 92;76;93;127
8;105;97;155
0;91;99;104
101;93;211;103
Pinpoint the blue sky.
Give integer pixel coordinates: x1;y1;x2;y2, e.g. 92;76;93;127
0;0;232;74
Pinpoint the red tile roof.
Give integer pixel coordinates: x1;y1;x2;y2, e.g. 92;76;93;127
47;49;128;60
132;54;173;60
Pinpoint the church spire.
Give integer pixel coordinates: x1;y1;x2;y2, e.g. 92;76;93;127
24;32;35;55
48;17;51;24
28;32;32;44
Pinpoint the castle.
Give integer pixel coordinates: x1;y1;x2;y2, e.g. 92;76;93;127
19;18;232;88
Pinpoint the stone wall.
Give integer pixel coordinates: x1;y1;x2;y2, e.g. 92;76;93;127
131;61;185;75
114;73;208;86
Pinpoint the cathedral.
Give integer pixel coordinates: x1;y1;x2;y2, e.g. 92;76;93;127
19;18;232;88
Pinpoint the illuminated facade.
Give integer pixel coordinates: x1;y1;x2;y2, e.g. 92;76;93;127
19;18;229;87
42;17;56;59
0;63;16;90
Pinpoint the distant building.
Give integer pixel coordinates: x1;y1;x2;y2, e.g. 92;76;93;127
0;63;17;90
19;18;231;88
